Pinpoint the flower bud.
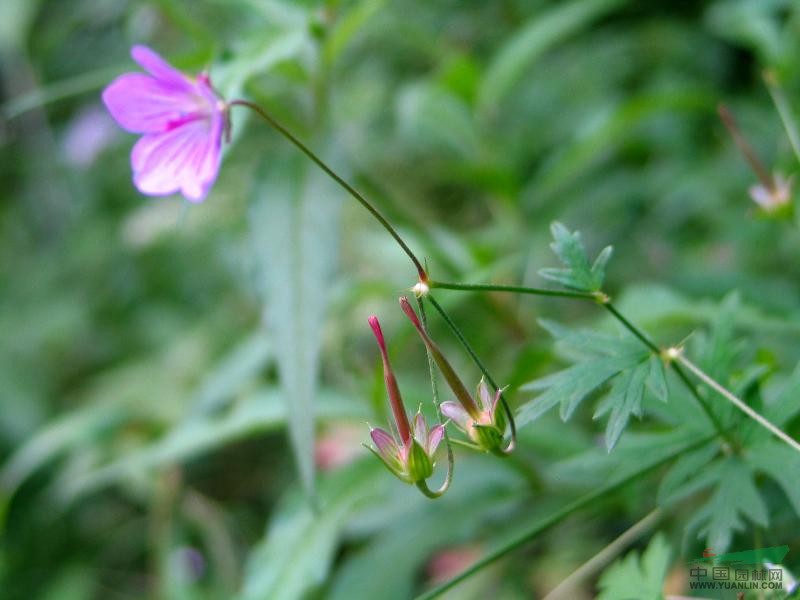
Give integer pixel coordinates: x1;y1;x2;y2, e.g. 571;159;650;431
365;316;445;485
441;378;507;453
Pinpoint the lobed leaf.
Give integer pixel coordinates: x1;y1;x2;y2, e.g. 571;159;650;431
597;533;671;600
539;222;613;292
519;320;660;450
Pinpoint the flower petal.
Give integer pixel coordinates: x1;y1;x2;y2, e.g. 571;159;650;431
370;427;399;459
440;401;470;431
131;115;222;202
427;424;445;454
413;411;427;446
102;73;198;134
131;45;191;87
477;378;493;411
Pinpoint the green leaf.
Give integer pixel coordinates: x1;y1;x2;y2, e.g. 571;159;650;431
549;429;708;488
594;359;648;451
763;366;800;430
478;0;629;113
518;321;648;447
539;222;613;292
657;442;719;505
328;459;523;600
682;458;769;553
250;151;343;499
189;332;272;416
57;389;363;503
646;355;668;403
745;442;800;517
597;533;671;600
241;460;390;600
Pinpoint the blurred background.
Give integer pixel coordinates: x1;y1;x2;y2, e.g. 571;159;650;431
1;0;799;598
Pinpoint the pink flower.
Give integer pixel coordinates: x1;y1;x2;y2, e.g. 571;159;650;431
366;315;445;484
399;296;509;454
440;378;506;450
102;46;227;202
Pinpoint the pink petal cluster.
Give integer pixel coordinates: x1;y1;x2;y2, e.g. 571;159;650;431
366;315;444;484
369;412;445;483
102;46;226;202
441;378;503;443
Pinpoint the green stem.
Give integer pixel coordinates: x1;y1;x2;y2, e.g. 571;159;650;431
416;434;713;599
675;351;800;454
429;279;733;447
602;302;660;354
428;280;597;300
602;304;732;445
417;296;454;496
426;294;517;454
230;100;427;280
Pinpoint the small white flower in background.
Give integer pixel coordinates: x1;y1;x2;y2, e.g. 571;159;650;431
749;173;792;211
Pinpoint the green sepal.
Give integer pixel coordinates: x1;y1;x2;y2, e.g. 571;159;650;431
406;439;433;482
472;423;504;452
363;443;411;484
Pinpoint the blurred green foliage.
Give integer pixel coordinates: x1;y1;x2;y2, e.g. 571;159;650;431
1;0;799;598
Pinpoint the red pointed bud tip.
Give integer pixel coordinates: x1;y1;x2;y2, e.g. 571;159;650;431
399;296;422;330
399;297;482;420
368;315;412;446
368;315;387;354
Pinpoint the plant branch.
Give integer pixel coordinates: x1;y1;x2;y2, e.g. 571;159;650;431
542;508;663;600
428;280;733;445
230;100;427;280
428;280;597;300
416;435;713;599
602;302;660;354
425;293;517;454
673;350;800;454
601;303;732;446
417;296;453;497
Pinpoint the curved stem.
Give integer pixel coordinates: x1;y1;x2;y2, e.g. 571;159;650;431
416;479;447;499
542;508;663;600
229;99;427;280
416;435;714;599
417;296;454;497
675;351;800;454
426;294;517;454
428;280;597;300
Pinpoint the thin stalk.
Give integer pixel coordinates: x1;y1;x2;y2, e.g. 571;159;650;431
602;303;732;446
542;508;663;600
675;351;800;454
426;294;516;454
417;296;454;497
602;302;660;354
229;100;427;280
416;435;713;599
764;70;800;166
428;280;597;300
429;279;731;446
